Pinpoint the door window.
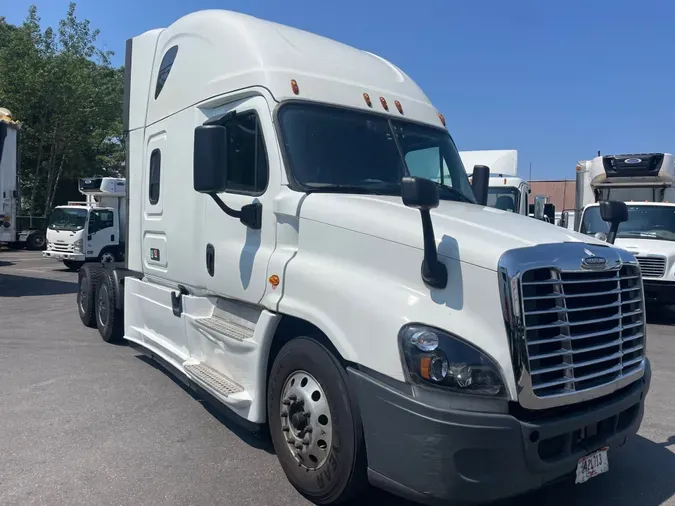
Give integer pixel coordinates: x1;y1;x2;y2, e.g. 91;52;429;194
89;210;114;233
224;112;269;195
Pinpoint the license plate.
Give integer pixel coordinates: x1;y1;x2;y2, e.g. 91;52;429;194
575;447;609;484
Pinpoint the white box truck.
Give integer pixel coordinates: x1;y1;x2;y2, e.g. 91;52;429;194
570;153;675;305
0;108;47;250
42;176;126;270
76;10;650;505
459;149;531;215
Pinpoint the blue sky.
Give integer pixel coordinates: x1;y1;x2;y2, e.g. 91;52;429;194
4;0;674;180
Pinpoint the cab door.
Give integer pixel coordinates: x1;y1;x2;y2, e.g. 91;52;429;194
200;95;280;305
86;208;116;259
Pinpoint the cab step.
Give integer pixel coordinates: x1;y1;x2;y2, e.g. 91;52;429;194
184;362;245;397
194;315;254;342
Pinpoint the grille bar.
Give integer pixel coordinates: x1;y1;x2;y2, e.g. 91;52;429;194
636;256;666;278
520;264;646;399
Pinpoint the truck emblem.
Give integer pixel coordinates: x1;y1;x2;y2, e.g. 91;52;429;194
624;158;642;164
581;256;607;269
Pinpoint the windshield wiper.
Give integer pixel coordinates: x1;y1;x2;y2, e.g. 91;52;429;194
432;181;474;203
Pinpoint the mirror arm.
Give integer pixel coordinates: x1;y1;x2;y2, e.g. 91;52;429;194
419;209;447;289
208;193;262;229
606;223;619;244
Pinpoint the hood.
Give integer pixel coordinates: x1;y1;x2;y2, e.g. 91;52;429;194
614;237;675;257
300;194;607;270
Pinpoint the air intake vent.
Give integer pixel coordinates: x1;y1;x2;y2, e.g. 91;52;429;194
635;256;666;278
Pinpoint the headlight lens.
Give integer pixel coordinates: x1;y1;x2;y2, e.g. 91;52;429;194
399;324;505;396
73;239;83;252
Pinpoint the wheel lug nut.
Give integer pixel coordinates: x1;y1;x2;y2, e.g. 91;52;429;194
282;426;289;432
304;426;312;433
295;442;303;449
282;399;291;405
281;412;288;418
288;394;297;401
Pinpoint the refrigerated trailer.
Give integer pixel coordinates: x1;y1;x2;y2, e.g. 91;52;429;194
572;153;675;304
76;10;650;505
0;108;47;250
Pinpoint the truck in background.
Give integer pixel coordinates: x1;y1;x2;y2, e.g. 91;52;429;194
571;152;675;304
42;176;126;270
76;10;650;505
0;108;47;251
459;149;530;214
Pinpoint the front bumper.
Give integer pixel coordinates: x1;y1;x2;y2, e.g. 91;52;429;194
642;279;675;304
42;250;85;261
349;360;651;505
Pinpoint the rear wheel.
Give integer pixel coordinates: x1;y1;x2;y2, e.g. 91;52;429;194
63;260;84;271
96;271;124;343
268;337;368;504
26;230;46;250
78;264;103;328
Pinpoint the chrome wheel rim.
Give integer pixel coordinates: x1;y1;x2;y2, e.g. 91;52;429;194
280;370;332;470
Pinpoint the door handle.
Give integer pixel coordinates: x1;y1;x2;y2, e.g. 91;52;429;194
206;243;215;277
111;234;115;241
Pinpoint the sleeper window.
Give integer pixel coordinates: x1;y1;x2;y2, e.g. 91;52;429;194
149;149;161;205
225;112;268;195
155;46;178;99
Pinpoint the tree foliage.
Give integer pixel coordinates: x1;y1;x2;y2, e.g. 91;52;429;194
0;3;123;215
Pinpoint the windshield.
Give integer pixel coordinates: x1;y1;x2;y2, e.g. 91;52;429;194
487;187;520;212
48;207;88;231
277;103;476;203
580;205;675;242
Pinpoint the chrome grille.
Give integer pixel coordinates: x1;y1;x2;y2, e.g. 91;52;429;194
51;242;73;252
635;255;666;278
520;265;645;399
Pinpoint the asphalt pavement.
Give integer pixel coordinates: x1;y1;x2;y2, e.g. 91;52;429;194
1;249;673;506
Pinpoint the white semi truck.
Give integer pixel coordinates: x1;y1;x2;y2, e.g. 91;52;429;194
0;108;47;250
570;153;675;304
459;149;531;215
43;176;126;270
75;10;650;505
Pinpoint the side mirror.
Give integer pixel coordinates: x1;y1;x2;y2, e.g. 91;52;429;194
599;200;628;244
401;176;439;210
560;210;569;229
193;123;262;229
471;165;490;206
193;125;228;193
533;195;547;220
401;177;446;289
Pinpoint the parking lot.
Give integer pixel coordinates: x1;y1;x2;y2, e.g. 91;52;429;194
1;249;674;506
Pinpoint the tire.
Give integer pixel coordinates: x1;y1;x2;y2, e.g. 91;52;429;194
268;337;368;505
98;248;118;265
78;264;103;328
26;230;46;250
63;260;85;271
95;270;124;343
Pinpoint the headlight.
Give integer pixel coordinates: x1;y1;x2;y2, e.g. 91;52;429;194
399;324;505;396
73;239;83;252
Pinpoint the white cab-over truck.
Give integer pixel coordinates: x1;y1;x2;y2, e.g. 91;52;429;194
570;153;675;305
43;177;126;270
76;10;650;505
459;149;531;215
0;108;47;250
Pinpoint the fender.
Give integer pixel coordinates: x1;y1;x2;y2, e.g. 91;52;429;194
109;266;143;310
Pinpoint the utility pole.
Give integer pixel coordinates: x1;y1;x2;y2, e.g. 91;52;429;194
529;161;532;181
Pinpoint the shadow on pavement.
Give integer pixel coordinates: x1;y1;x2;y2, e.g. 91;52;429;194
0;260;14;267
134;354;275;454
0;272;77;296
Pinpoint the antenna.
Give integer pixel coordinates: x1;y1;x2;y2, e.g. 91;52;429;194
529;161;532;181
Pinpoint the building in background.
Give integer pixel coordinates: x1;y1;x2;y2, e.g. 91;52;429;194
529;180;576;211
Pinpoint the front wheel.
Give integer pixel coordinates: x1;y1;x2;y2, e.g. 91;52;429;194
268;337;368;504
63;260;84;271
26;230;46;250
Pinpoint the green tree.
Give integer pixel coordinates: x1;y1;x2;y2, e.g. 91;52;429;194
0;3;123;215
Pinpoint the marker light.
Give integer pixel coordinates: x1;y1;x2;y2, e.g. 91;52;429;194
438;113;446;126
394;100;403;114
363;93;372;107
290;79;299;95
380;97;388;111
